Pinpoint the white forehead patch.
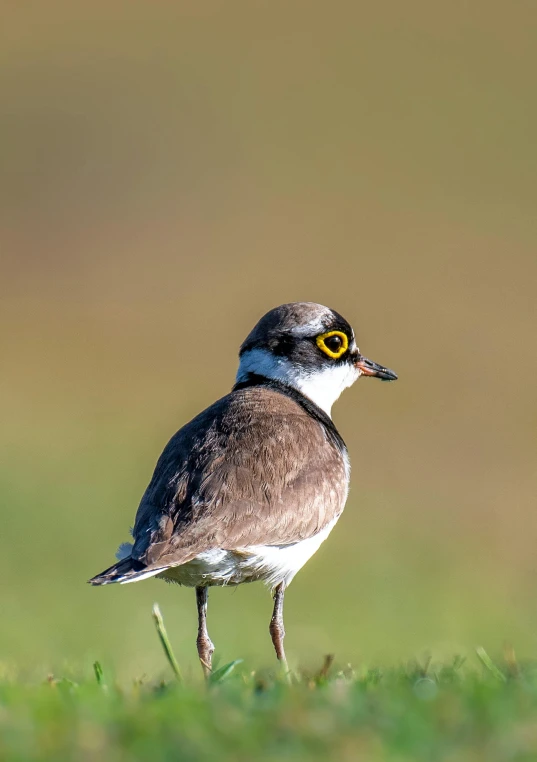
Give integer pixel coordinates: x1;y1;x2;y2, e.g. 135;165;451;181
291;319;356;347
289;315;330;337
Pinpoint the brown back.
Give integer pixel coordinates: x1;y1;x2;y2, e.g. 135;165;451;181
130;385;349;570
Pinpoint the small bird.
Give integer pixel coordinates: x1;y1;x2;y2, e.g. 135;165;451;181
89;303;397;675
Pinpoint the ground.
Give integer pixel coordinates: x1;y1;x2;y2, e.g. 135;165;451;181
2;642;537;762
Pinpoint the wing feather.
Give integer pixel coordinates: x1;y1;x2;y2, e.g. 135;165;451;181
130;386;348;570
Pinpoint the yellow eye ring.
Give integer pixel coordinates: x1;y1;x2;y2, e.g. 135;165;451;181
316;330;349;359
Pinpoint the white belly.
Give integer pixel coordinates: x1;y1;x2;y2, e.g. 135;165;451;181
157;516;340;590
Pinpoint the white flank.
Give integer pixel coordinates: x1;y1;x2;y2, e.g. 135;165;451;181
236;348;359;417
158;516;341;590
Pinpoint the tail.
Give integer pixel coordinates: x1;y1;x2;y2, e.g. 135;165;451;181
88;557;165;586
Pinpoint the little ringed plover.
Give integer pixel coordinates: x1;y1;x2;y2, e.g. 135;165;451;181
89;302;397;676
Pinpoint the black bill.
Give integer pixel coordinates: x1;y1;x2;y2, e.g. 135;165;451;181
355;356;398;381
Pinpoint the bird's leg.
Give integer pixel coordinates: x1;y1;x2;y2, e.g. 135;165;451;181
196;586;214;679
269;582;288;671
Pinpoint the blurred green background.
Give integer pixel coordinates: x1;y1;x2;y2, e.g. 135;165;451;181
1;1;536;679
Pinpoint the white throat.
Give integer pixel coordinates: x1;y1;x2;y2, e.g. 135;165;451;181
236;348;359;417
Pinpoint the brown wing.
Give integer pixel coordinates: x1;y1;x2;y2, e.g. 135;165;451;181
130;386;348;570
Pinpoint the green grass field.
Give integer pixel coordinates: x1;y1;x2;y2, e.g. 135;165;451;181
2;624;536;762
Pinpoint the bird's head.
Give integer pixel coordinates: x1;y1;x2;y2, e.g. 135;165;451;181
236;302;397;417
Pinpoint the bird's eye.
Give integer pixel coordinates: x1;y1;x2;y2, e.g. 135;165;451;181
325;335;342;352
316;330;349;359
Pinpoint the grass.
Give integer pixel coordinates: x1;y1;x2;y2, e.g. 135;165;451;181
1;608;537;761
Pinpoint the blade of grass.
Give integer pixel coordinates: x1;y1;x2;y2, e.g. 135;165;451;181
317;654;335;681
280;662;293;685
475;647;507;682
503;642;520;678
152;603;183;682
209;659;243;685
93;661;104;685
